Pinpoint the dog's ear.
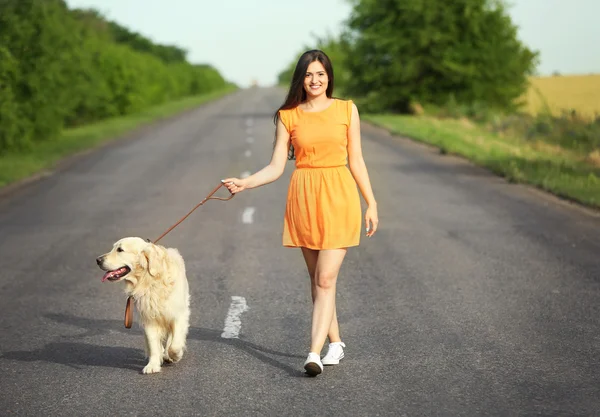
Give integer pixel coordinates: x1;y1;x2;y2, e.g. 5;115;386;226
142;244;164;278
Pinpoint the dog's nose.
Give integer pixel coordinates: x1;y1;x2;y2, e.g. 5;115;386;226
96;257;102;266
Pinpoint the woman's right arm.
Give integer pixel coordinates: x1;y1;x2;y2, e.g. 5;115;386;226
222;117;290;194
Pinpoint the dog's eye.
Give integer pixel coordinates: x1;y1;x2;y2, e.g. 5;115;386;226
117;247;124;253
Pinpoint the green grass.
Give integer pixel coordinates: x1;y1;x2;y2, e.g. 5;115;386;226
364;114;600;209
0;87;236;189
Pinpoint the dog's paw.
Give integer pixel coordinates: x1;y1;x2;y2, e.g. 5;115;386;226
163;353;174;363
168;348;183;363
142;362;162;374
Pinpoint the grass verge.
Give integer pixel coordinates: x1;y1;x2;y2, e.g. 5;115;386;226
364;114;600;209
0;87;237;189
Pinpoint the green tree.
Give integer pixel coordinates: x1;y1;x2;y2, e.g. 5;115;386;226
0;46;23;151
344;0;539;112
70;8;188;63
0;0;86;148
0;0;229;153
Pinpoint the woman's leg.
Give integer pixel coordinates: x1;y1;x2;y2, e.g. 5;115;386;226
300;248;319;301
301;248;347;355
300;248;343;345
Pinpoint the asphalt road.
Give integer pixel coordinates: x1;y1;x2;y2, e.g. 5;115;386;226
0;87;599;417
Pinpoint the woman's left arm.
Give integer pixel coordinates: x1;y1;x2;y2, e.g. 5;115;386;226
347;102;379;237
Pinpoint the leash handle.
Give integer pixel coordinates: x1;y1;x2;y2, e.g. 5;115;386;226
153;182;234;244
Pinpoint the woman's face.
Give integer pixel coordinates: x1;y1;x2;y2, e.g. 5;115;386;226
303;60;328;98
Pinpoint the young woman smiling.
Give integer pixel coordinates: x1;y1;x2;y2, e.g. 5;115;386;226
222;50;378;376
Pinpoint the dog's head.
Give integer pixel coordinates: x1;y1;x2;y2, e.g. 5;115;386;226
96;237;164;284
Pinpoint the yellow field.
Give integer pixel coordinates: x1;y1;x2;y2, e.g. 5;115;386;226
523;74;600;120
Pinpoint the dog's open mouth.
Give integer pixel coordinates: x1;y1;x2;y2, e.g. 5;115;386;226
102;266;131;282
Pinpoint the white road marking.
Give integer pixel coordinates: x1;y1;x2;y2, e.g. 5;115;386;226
244;150;252;157
241;171;251;178
221;296;249;339
246;118;254;127
246;137;254;144
242;207;255;224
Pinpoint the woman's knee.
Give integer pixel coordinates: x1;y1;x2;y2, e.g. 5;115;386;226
315;271;337;290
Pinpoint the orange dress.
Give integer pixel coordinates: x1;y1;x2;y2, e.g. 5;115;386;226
278;99;362;250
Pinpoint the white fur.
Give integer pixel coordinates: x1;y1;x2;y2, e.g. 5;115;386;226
97;237;190;374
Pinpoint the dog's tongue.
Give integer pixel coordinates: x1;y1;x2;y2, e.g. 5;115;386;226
102;270;116;282
101;267;126;282
101;271;113;282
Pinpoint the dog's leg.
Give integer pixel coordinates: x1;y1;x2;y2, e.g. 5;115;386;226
163;329;174;363
143;332;151;359
167;309;190;363
142;324;163;374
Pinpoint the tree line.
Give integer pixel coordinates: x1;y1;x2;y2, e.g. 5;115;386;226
0;0;230;153
278;0;539;114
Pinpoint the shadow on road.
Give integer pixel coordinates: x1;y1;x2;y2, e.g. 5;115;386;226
1;313;306;377
1;342;145;371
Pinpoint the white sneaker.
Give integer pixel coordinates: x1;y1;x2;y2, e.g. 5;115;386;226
321;342;345;365
303;352;323;376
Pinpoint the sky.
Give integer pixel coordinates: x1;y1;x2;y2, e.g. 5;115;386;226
64;0;600;87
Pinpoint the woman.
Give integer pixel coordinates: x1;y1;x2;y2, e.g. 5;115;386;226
222;49;378;376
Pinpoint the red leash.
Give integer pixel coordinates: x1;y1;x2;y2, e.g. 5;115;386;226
124;182;234;328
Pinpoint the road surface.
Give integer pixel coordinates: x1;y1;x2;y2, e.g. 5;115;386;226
0;87;599;416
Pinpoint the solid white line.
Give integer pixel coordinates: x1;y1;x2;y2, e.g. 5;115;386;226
244;150;252;157
246;137;254;144
241;171;251;178
221;296;249;339
242;207;255;224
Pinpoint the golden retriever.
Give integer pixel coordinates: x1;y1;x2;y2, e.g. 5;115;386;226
96;237;190;374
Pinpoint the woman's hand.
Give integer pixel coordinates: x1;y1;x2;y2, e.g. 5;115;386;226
221;178;248;194
365;205;379;238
